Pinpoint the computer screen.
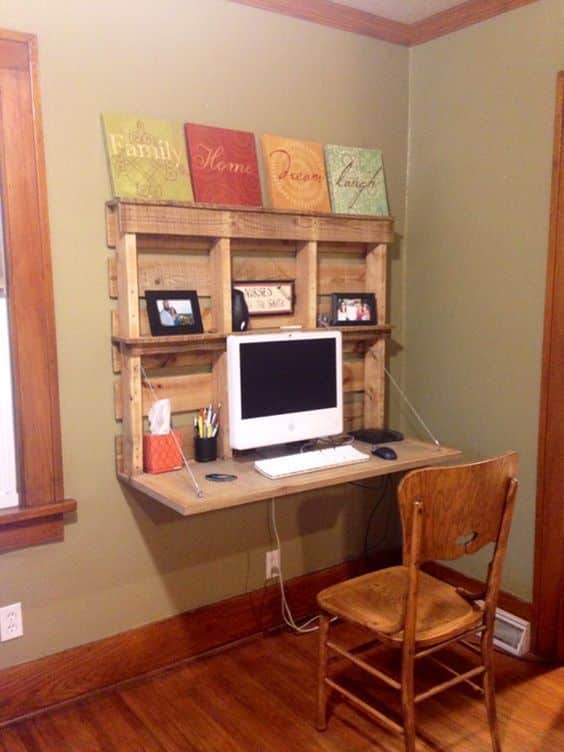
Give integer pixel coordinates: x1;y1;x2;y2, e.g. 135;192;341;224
227;330;343;450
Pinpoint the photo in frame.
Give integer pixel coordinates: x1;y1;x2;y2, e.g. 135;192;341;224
232;280;295;316
330;292;377;326
145;290;203;335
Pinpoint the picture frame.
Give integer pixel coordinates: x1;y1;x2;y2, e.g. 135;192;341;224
330;292;377;326
145;290;203;336
232;280;295;316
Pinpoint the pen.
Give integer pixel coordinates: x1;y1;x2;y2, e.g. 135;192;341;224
196;404;220;439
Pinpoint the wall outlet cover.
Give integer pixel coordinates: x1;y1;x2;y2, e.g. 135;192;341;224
0;602;23;641
266;549;281;580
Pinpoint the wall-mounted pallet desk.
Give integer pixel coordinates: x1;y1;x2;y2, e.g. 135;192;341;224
107;199;460;515
120;438;461;517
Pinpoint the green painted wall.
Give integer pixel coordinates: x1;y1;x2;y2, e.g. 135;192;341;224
0;0;409;669
1;0;559;672
405;0;564;598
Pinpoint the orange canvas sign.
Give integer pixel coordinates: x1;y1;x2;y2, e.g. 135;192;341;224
261;134;331;212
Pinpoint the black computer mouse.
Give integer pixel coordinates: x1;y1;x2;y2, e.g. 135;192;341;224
372;445;397;460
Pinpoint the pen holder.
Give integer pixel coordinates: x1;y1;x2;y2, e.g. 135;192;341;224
195;435;217;463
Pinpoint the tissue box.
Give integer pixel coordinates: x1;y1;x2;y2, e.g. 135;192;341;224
143;431;183;474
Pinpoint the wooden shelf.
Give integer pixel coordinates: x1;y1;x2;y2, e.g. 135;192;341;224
117;439;462;517
112;325;392;355
106;199;395;247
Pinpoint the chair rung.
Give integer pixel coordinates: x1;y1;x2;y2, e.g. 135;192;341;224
415;666;485;703
428;656;484;695
460;639;483;656
326;640;401;690
325;677;403;735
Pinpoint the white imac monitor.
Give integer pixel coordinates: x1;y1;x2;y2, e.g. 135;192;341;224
227;330;343;450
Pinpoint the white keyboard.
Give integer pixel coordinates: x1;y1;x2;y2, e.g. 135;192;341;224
254;445;370;479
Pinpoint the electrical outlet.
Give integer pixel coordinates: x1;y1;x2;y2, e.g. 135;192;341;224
0;602;23;642
265;549;280;579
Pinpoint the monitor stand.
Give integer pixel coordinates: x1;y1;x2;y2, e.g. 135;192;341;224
233;440;309;462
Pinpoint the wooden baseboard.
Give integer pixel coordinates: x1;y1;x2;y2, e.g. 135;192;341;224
0;552;531;726
0;557;372;726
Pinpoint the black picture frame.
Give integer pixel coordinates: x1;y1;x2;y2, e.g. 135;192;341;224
145;290;203;336
330;292;377;326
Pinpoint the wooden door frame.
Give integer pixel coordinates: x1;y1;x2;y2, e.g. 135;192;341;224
532;71;564;660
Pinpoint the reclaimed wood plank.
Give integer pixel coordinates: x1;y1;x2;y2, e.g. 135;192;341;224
115;372;213;420
110;200;394;244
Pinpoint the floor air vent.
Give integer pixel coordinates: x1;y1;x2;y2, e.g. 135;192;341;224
477;602;530;656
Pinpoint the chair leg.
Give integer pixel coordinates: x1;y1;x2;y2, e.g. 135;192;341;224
401;648;416;752
481;629;502;752
316;613;330;731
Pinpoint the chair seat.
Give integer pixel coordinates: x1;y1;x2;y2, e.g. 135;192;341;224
317;566;483;646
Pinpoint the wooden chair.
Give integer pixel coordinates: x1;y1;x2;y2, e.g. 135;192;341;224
316;452;518;752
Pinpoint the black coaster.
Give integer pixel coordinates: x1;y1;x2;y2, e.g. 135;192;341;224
205;473;237;482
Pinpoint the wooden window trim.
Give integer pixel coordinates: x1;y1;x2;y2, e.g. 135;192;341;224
0;29;75;552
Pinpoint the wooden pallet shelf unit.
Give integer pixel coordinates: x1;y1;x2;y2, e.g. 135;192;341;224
108;199;396;507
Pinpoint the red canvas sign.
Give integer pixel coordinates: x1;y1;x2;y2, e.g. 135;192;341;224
185;123;262;206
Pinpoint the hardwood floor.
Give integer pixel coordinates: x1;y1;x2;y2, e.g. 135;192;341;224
0;624;562;751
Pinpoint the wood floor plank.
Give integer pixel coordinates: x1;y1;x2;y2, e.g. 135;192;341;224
21;717;76;752
167;658;299;752
46;702;116;752
227;631;388;750
76;694;169;752
0;727;29;752
0;628;561;751
120;674;242;752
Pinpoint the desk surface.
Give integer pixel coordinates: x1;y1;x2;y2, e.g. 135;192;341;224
119;438;462;517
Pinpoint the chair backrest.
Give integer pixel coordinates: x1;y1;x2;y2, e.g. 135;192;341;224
398;452;519;566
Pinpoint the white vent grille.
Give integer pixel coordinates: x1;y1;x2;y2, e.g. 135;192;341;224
478;601;530;656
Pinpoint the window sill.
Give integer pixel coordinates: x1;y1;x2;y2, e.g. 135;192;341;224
0;499;77;553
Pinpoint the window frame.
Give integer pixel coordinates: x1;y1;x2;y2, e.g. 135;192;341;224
0;29;75;552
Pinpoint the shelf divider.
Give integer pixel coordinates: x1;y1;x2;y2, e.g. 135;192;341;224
295;240;318;328
209;237;232;334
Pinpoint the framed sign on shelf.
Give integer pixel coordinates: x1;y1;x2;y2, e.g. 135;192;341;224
232;280;295;316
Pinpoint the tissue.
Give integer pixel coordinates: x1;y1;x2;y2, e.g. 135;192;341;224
144;399;182;473
148;399;171;435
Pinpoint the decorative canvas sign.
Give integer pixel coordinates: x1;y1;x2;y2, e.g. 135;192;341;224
324;144;388;216
261;134;331;212
185;123;262;206
102;113;193;201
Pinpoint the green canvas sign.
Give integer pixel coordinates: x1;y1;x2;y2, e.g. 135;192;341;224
325;144;388;216
102;113;193;201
